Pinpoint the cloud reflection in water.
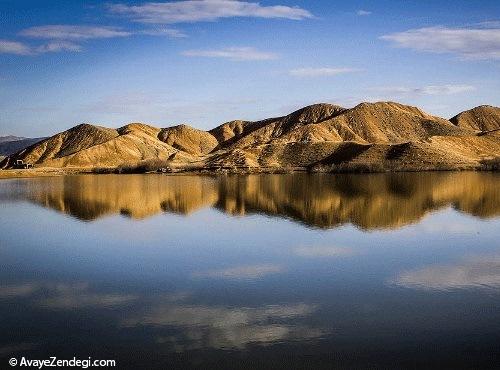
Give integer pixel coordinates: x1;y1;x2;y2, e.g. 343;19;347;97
192;264;284;280
392;255;500;290
122;298;323;350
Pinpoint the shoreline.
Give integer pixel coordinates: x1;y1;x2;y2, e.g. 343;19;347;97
1;165;499;180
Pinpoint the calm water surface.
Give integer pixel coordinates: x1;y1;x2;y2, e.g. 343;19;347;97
1;173;499;369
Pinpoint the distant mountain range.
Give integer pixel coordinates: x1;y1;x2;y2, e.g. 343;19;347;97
0;136;46;159
1;102;499;172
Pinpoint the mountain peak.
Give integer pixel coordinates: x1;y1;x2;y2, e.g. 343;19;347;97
158;124;218;155
450;105;500;131
2;101;499;172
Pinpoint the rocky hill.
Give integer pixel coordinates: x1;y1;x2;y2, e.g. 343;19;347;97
1;102;499;172
450;105;500;132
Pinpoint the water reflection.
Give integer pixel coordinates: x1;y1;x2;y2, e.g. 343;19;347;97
0;280;321;351
0;281;137;308
392;255;500;291
123;297;322;350
1;172;498;229
192;264;285;280
1;172;500;368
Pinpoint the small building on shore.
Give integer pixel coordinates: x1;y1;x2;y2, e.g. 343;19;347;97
13;159;33;169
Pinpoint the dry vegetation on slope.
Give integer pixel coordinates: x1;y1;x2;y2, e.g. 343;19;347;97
1;102;499;173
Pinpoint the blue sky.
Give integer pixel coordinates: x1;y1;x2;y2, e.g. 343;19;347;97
0;0;499;137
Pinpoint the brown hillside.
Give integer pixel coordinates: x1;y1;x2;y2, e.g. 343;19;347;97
158;124;218;155
1;101;499;172
450;105;500;131
1;124;118;168
209;120;251;146
208;104;344;148
1;122;195;169
220;102;474;151
321;102;472;144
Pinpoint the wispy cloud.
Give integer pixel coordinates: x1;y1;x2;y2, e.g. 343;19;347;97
138;28;187;38
20;25;132;40
289;67;361;77
182;46;278;61
3;24;185;56
36;41;82;53
357;10;371;16
193;264;284;280
381;24;500;60
108;0;313;24
0;39;32;55
477;20;500;28
368;84;476;96
0;39;82;55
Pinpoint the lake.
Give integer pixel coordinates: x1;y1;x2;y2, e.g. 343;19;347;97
1;172;499;369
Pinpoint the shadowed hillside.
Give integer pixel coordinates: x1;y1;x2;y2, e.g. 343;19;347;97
1;102;499;172
0;136;46;157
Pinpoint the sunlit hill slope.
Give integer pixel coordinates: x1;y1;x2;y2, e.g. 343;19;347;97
2;102;499;172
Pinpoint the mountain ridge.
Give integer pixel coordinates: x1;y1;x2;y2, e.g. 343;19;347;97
0;136;47;158
2;101;499;173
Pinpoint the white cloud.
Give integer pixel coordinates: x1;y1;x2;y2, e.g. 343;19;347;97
182;46;278;61
415;84;476;95
8;24;184;56
368;84;476;96
380;25;500;60
289;67;361;77
0;39;82;55
36;41;82;53
108;0;313;24
391;255;500;290
193;264;284;279
357;10;371;16
138;28;187;38
20;25;132;40
0;39;32;55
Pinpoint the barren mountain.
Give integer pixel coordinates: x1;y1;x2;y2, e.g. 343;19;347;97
159;124;218;155
0;135;25;143
1;123;195;168
1;102;499;172
450;105;500;132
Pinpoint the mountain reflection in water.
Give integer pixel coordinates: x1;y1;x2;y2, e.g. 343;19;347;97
1;172;498;229
1;172;500;369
